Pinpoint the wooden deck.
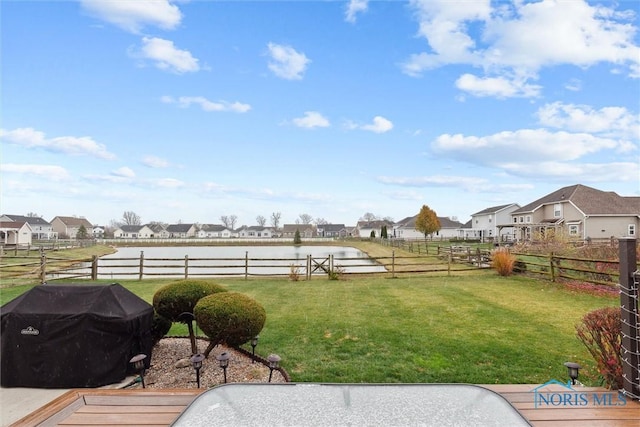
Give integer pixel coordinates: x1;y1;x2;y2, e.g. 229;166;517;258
9;385;640;426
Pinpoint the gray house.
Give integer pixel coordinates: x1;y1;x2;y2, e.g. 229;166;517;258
507;184;640;242
470;204;520;243
0;214;57;240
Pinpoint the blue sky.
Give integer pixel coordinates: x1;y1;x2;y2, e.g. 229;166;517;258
1;0;639;227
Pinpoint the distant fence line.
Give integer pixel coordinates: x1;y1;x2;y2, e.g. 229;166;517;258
0;248;492;285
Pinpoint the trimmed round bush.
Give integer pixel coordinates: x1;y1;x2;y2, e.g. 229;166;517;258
194;292;266;346
150;311;172;345
152;280;228;321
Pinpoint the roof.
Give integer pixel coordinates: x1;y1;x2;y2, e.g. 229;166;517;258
166;223;195;232
198;224;228;232
52;216;93;228
2;215;51;225
0;221;28;230
513;184;640;215
471;204;519;216
318;224;346;232
394;215;463;229
357;220;393;228
119;225;145;232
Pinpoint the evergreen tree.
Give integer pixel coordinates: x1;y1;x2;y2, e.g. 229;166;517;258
293;229;302;245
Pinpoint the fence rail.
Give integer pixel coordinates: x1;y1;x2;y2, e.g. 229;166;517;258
511;252;620;286
0;250;492;284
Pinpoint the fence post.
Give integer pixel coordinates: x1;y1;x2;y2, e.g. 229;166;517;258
185;255;189;279
91;255;98;280
549;252;555;282
392;250;395;279
329;254;333;279
245;251;249;280
619;238;639;400
40;252;46;284
307;255;311;280
448;253;452;276
138;251;144;280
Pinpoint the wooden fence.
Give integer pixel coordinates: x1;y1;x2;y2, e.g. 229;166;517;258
0;250;491;284
511;252;620;286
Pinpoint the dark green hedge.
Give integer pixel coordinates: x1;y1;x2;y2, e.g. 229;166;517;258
152;280;227;321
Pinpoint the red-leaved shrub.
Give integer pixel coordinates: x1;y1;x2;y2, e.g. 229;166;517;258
575;307;623;390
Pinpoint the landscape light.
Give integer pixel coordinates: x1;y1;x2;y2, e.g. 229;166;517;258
267;354;281;383
216;351;230;384
251;336;259;363
190;353;205;388
129;354;147;388
564;362;581;385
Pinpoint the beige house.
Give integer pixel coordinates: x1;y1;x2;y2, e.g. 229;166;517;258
113;225;156;239
505;184;640;242
0;221;33;246
50;216;94;239
281;224;316;238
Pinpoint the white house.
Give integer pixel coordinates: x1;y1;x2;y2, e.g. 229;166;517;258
393;216;465;239
166;224;197;238
356;220;394;238
113;225;156;239
0;221;33;245
197;224;232;238
0;215;57;240
470;204;520;242
236;226;275;238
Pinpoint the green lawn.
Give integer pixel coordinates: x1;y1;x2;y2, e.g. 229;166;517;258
0;272;616;386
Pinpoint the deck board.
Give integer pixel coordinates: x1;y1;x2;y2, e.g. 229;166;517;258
9;385;640;426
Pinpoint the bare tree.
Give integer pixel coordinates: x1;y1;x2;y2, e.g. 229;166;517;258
26;212;40;218
220;215;230;228
315;217;328;225
122;211;141;225
270;212;281;230
383;216;395;223
256;215;267;226
229;215;238;230
298;213;313;224
360;212;378;222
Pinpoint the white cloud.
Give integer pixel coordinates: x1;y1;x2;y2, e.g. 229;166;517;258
292;111;330;128
361;116;394;133
377;174;535;193
151;178;185;189
80;0;182;34
345;0;368;23
0;163;71;181
112;167;136;179
163;96;251;113
455;74;541;98
536;102;640;139
142;155;169;168
403;0;640;96
500;161;639;182
267;43;310;80
132;37;200;74
0;127;116;160
432;129;623;163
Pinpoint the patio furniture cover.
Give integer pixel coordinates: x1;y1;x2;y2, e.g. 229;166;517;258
1;283;153;388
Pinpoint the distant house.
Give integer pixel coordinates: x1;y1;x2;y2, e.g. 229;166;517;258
470;204;520;242
356;220;394;238
393;216;465;240
0;214;57;240
147;223;169;238
113;225;155;239
236;226;275;238
507;184;640;242
0;221;33;245
197;224;232;238
281;224;317;238
50;216;94;239
92;226;105;238
166;223;197;238
316;224;347;238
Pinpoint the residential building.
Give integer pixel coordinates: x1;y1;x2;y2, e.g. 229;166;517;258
0;221;33;245
113;225;156;239
281;224;317;238
92;226;105;238
316;224;347;238
393;216;465;240
470;204;520;242
50;216;94;239
197;224;232;238
166;224;197;238
356;220;394;238
507;184;640;242
147;223;169;238
0;214;57;240
236;225;275;238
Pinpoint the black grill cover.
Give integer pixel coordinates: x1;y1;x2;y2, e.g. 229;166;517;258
1;283;153;388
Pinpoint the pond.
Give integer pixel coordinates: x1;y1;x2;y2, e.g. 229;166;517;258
97;246;387;278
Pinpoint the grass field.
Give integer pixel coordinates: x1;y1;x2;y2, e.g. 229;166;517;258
0;271;617;387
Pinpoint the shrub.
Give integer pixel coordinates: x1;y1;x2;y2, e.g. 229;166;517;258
150;311;172;345
328;264;345;280
152;280;227;321
491;248;516;276
575;307;623;390
289;264;301;281
194;292;266;348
